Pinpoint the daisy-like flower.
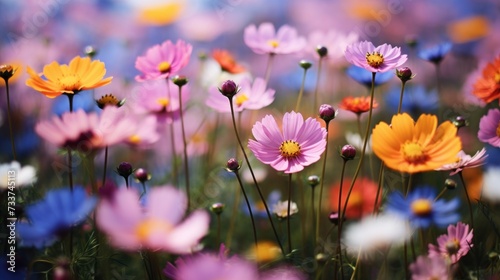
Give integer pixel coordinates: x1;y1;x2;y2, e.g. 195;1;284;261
25;56;112;98
164;245;259;280
428;222;473;264
436;148;488;175
206;77;275;113
372;113;462;173
0;161;36;190
17;186;97;248
478;108;500;147
409;255;451;280
212;49;246;74
96;186;209;253
272;200;298;219
472;55;500;104
342;213;411;259
339;96;378;115
418;42;453;64
248;111;327;174
344;41;408;73
244;22;306;55
385;186;460;229
135;39;192;82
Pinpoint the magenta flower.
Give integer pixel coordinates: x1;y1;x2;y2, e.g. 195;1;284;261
409;255;451;280
344;41;408;73
96;186;209;253
206;77;275;113
478;108;500;147
244;22;306;55
135;39;192;82
428;222;473;264
436;148;488;175
164;245;259;280
248;111;327;174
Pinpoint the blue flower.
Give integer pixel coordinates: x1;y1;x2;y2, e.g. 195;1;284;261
17;186;97;248
242;190;281;218
385;186;459;229
384;85;439;117
418;42;453;64
346;65;394;88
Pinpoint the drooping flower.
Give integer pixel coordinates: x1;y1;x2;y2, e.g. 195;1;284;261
0;161;37;190
472;55;500;104
272;200;298;219
345;65;394;87
418;42;453;64
409;255;451;280
339;96;378;115
436;148;488;176
164;245;259;280
329;177;379;219
372;113;462;173
385;186;460;229
206;77;275;113
135;39;192;82
344;41;408;73
212;49;246;74
25;56;112;98
428;222;473;264
244;22;306;55
17;186;97;248
96;186;209;253
478;108;500;147
248;111;327;174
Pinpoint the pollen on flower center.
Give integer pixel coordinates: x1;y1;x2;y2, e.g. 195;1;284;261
366;52;384;68
411;199;433;216
135;219;173;241
402;142;427;163
129;135;141;144
279;140;301;157
445;239;460;255
158;61;171;73
156;97;170;107
58;75;81;90
268;40;279;48
235;93;249;107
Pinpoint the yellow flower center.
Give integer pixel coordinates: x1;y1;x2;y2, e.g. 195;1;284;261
158;61;171;73
496;122;500;137
411;199;433;216
279;140;301;158
402;142;427;164
365;52;384;68
156;97;170;107
445;239;460;255
268;40;279;48
58;75;81;91
135;219;173;241
235;93;249;107
129;134;141;144
494;72;500;83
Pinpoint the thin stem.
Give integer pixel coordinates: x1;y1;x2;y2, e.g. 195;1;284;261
177;85;191;210
458;171;474;229
311;185;316;247
4;79;17;161
234;171;258;249
336;160;348;280
101;146;108;187
295;67;309;112
225;180;241;249
287;173;293;253
350;249;362;280
227;98;285;257
166;83;179;185
316;121;330;246
434;187;447;201
356;114;362;138
397;81;407;114
373;163;384;214
264;53;275;83
313;58;323;113
66;94;75;191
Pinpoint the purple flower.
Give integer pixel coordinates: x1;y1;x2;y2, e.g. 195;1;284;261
344;41;408;73
244;22;306;55
436;148;488;175
478;108;500;147
248;111;327;174
428;222;473;264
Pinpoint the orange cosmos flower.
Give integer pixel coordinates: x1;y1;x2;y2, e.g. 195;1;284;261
26;56;112;98
372;113;461;173
339;96;378;115
472;55;500;104
212;49;246;74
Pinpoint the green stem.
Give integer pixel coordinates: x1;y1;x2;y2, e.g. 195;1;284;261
4;79;17;161
101;146;108;187
316;121;330;246
264;53;275;84
336;160;348;280
234;171;258;249
397;81;407;114
310;184;316;248
458;171;474;229
295;67;309;112
225;179;241;249
373;163;384;214
287;173;293;253
313;58;323;113
177;84;191;210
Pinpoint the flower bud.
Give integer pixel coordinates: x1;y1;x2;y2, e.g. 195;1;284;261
210;202;225;215
396;67;414;83
53;258;72;280
116;162;133;178
452;116;468;129
95;94;125;109
172;75;188;87
84;45;98;58
316;45;328;58
299;60;312;70
328;211;343;225
341;144;356;160
225;158;240;172
134;168;151;183
218;80;239;98
319;104;336;122
0;64;16;81
307;175;320;188
445;179;457;190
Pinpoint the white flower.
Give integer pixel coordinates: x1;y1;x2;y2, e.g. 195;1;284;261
272;200;298;218
343;213;411;259
482;167;500;201
345;131;372;154
0;161;37;189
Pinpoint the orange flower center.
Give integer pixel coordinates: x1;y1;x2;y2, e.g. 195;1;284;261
135;219;173;242
445;239;460;255
411;199;433;216
129;134;141;144
497;122;500;137
58;75;81;91
157;97;170;107
402;142;427;164
235;93;249;107
158;61;171;73
279;140;301;158
365;52;384;68
494;72;500;83
268;40;279;48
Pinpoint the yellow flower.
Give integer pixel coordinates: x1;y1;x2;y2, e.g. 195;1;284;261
372;113;461;173
26;56;112;98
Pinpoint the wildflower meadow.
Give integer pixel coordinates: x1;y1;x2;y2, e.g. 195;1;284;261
2;0;500;279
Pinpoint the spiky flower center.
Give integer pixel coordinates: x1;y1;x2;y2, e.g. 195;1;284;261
235;93;249;107
268;40;279;48
445;239;460;255
57;75;81;91
411;199;433;216
366;52;384;68
135;219;172;241
402;142;427;164
158;61;171;73
96;94;121;108
280;140;301;158
156;97;170;107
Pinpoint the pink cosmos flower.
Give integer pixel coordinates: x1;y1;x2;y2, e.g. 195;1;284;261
206;77;275;113
135;39;192;82
261;266;307;280
428;222;473;264
436;148;488;175
248;111;327;174
96;186;209;253
244;22;306;55
307;30;359;61
409;255;451;280
344;41;408;73
478;108;500;147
